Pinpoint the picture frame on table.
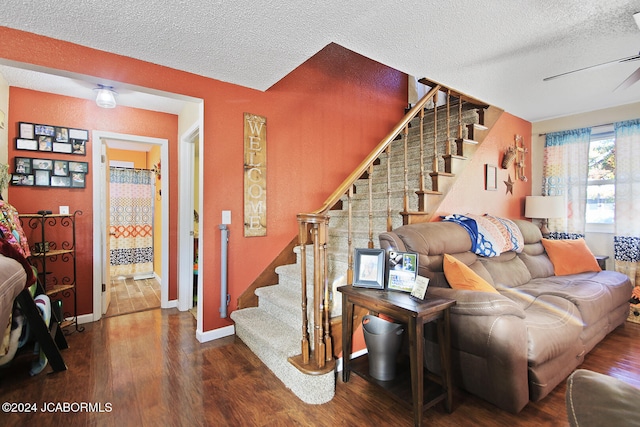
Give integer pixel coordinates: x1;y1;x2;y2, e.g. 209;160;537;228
14;157;32;174
18;122;35;140
34;170;50;186
387;251;419;293
16;138;38;151
353;248;386;289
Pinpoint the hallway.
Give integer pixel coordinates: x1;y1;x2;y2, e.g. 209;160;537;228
104;276;161;317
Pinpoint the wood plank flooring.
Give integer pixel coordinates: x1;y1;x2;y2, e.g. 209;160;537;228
0;309;638;427
104;277;161;318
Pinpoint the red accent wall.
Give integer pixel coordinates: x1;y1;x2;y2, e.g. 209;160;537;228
0;28;409;331
7;88;178;314
1;27;531;333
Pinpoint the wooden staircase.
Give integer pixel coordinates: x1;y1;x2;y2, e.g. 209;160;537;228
232;81;503;403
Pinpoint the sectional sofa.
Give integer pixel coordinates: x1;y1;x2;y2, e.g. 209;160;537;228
379;218;632;413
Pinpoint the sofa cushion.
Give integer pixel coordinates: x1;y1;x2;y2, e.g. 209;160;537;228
522;294;583;366
513;273;620;327
443;254;499;293
518;242;555;279
479;252;532;289
541;238;601;275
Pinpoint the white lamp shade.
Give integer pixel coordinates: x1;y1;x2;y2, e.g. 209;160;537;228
95;87;116;108
525;196;566;219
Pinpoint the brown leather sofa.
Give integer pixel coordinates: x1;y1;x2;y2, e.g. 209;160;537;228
379;219;632;413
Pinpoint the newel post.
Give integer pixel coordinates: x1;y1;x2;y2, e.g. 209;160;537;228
289;213;336;375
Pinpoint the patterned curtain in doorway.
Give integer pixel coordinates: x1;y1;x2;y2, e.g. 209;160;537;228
109;167;154;277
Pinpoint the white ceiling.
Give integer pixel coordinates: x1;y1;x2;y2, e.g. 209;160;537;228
1;0;640;122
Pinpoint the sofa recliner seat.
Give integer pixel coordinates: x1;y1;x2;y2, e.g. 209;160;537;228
379;219;632;413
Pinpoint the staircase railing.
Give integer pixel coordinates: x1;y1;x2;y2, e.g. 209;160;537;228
288;85;442;374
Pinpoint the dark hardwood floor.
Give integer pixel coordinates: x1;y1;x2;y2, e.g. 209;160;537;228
1;309;638;427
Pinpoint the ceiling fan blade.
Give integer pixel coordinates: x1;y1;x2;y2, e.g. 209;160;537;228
543;53;640;82
615;66;640;91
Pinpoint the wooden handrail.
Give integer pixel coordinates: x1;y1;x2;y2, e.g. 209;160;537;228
310;85;441;216
290;85;441;375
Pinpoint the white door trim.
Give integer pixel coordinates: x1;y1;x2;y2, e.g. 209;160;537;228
91;131;171;322
178;123;198;312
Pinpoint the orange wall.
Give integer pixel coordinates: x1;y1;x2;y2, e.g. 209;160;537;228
434;112;532;219
0;28;409;331
0;27;531;333
7;88;178;315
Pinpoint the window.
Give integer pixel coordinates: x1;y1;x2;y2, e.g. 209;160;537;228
586;126;615;226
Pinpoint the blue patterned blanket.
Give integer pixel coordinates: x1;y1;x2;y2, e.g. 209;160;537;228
442;213;524;257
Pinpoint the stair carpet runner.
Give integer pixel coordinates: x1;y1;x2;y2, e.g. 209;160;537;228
231;103;481;404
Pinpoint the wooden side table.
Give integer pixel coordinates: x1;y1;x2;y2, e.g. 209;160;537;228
338;285;456;427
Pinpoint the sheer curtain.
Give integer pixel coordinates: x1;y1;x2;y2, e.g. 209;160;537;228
109;167;155;277
613;119;640;287
543;128;591;236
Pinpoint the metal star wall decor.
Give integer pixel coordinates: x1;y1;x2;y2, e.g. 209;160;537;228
504;174;514;195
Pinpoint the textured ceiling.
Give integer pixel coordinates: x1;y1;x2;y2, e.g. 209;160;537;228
1;0;640;121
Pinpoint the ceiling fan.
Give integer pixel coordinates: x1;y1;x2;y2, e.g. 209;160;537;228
543;11;640;91
543;51;640;91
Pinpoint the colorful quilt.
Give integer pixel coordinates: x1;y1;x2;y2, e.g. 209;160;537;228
443;213;524;257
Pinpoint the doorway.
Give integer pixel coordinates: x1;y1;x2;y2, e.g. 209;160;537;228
92;131;170;322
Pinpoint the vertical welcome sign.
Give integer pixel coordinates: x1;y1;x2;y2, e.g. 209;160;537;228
244;113;267;237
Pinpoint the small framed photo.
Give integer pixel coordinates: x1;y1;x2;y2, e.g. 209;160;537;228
38;135;52;151
53;142;73;153
34;170;50;186
11;174;34;186
53;160;69;176
69;128;89;140
16;138;38;151
32;158;53;170
71;172;85;188
34;124;55;137
50;175;71;187
387;251;419;293
19;122;35;140
485;164;497;191
69;161;89;173
14;157;32;174
55;127;69;142
71;139;86;155
353;248;386;289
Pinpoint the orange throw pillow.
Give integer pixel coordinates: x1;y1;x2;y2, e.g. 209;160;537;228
541;238;601;276
442;254;499;293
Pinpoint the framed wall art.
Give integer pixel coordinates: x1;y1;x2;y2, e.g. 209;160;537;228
15;122;88;155
485;164;497;191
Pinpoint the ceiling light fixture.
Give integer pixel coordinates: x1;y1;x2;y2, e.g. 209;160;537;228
94;84;117;108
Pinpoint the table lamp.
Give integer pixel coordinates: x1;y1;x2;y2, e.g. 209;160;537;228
524;196;566;237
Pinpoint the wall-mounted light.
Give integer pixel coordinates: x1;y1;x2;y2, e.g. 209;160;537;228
94;84;117;108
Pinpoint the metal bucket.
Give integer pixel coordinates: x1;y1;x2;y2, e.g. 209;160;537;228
362;315;404;381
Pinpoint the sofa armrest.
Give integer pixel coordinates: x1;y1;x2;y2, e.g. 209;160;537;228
425;286;530;413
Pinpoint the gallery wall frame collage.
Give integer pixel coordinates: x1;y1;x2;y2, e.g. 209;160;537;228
11;122;89;188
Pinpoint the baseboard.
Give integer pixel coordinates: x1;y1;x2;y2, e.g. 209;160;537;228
336;348;368;372
196;324;235;343
76;313;94;325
